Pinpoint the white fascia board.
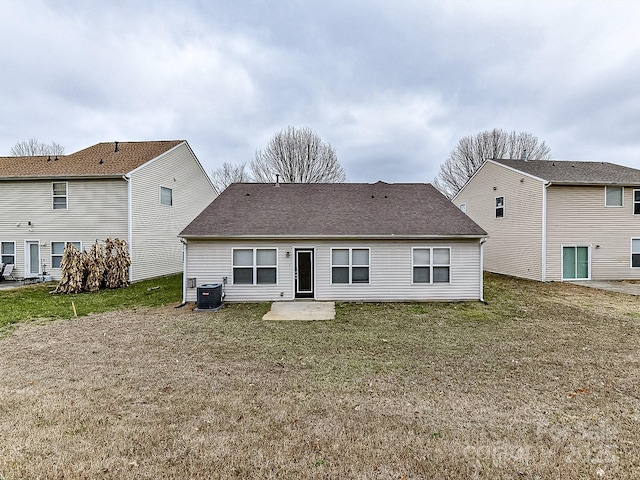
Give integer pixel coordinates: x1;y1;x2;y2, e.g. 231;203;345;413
451;160;491;202
125;141;186;176
485;160;550;184
178;234;488;241
181;141;216;191
0;174;124;181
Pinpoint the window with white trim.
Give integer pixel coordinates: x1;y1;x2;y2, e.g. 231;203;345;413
52;182;68;210
632;239;640;268
605;186;623;207
331;248;369;284
1;241;15;265
232;248;277;285
413;247;451;284
160;186;173;206
633;190;640;215
51;241;82;268
495;196;504;218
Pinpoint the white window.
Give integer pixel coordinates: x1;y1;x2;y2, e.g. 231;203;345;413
51;241;82;268
1;241;15;265
605;186;623;207
331;248;369;284
232;248;277;285
495;196;504;218
413;247;451;284
633;190;640;215
52;182;68;210
160;186;173;206
459;203;467;214
632;239;640;268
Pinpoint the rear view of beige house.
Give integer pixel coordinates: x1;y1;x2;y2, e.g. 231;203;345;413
0;140;215;282
453;159;640;282
180;181;488;303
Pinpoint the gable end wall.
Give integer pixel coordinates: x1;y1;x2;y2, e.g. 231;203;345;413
454;162;544;281
129;143;215;282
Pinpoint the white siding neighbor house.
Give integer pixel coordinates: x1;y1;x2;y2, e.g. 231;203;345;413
453;159;640;282
0;140;215;282
179;181;488;303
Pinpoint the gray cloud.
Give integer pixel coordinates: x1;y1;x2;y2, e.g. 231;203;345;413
1;0;639;183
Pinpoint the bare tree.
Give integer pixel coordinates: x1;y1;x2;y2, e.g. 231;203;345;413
435;129;552;198
210;162;252;195
10;138;65;156
251;126;346;183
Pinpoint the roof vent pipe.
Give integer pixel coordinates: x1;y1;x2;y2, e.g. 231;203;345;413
275;174;280;187
114;141;119;153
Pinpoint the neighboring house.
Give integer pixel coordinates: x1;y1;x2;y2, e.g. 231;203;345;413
0;140;215;282
453;159;640;282
179;181;488;303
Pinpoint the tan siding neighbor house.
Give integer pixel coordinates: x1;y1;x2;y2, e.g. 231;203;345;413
453;159;640;282
179;182;488;303
0;140;215;282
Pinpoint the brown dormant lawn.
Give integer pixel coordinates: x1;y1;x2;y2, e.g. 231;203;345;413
1;274;639;479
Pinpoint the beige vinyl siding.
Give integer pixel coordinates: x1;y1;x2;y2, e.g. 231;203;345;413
129;142;216;282
0;178;128;280
185;239;482;302
546;185;640;281
454;161;545;281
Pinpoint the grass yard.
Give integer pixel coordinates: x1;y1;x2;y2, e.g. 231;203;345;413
0;274;182;332
1;274;639;479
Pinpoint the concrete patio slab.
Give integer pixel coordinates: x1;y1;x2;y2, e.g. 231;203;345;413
569;280;640;296
262;301;335;321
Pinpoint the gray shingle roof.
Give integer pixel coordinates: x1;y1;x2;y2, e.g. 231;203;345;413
0;140;184;178
493;159;640;185
180;182;487;238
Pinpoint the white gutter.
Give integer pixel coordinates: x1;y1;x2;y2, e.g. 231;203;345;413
123;174;133;282
542;181;550;282
181;238;188;304
179;234;488;241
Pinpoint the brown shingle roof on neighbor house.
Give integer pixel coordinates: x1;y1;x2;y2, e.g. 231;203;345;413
493;159;640;185
180;182;488;238
0;140;184;178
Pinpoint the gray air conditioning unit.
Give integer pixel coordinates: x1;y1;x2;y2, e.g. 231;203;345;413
196;283;223;310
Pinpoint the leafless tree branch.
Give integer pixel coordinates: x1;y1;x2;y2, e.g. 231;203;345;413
251;126;346;183
10;138;65;156
210;162;252;195
435;128;551;198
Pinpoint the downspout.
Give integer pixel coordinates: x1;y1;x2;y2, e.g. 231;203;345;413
479;238;487;303
178;238;188;306
542;181;550;282
123;174;133;282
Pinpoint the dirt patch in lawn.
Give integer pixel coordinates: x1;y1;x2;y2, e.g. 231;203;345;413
1;275;639;479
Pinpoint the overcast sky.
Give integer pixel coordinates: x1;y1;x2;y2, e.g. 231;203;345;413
2;0;639;183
